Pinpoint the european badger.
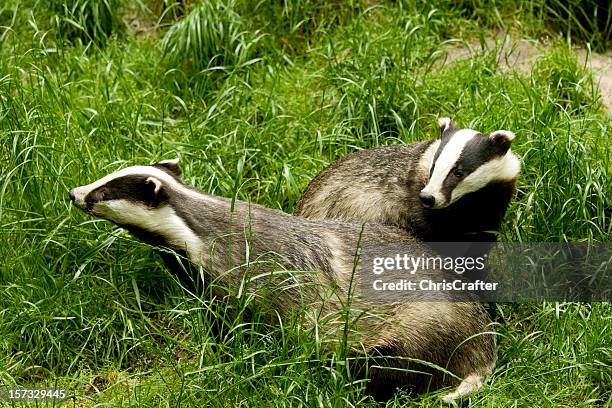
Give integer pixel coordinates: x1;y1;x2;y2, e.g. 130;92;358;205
295;118;520;243
69;159;496;402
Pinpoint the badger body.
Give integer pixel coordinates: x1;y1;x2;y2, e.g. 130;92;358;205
69;159;496;402
295;118;520;242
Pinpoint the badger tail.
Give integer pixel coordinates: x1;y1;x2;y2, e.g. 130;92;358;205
441;373;484;403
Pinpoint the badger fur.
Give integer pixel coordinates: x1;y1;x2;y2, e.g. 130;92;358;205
295;118;520;243
69;158;496;402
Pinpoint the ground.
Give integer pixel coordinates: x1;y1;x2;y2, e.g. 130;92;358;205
0;1;610;407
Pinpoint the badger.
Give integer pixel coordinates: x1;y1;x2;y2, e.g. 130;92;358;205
295;117;521;243
69;159;496;402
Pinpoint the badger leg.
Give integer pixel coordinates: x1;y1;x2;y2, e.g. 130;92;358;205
441;373;485;403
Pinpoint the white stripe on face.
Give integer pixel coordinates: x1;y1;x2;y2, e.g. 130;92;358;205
421;129;478;207
98;200;204;258
71;165;184;206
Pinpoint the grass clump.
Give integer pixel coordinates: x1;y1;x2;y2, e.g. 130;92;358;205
160;0;263;93
400;0;611;51
541;0;611;53
49;0;123;46
531;44;600;113
237;0;366;55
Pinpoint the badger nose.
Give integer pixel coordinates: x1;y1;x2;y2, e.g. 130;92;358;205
419;192;435;208
68;189;76;202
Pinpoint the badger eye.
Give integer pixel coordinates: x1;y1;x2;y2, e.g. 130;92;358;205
92;189;106;201
452;168;463;178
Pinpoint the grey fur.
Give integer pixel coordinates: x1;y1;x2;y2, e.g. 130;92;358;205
295;142;435;237
70;163;496;400
294;120;519;242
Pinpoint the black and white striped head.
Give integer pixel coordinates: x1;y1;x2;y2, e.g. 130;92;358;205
69;158;184;225
70;158;208;255
419;118;520;209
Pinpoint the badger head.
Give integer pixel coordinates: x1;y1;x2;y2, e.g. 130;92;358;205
69;158;184;227
419;118;520;209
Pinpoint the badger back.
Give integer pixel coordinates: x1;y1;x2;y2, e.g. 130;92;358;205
295;118;520;241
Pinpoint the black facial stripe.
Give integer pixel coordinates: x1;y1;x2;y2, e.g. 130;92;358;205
456;134;505;173
86;175;169;207
431;127;458;177
440;172;463;201
437;133;506;200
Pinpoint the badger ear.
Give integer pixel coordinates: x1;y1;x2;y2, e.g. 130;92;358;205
437;117;455;137
143;176;167;206
154;157;182;177
145;176;163;195
489;130;515;154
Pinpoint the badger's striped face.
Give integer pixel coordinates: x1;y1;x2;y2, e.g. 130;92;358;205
69;159;184;226
70;159;209;256
419;118;520;209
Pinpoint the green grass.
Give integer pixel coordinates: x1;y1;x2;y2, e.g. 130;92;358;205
0;0;610;406
48;0;123;46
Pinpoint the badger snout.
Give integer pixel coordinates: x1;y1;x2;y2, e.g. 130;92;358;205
419;191;436;208
69;187;88;210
